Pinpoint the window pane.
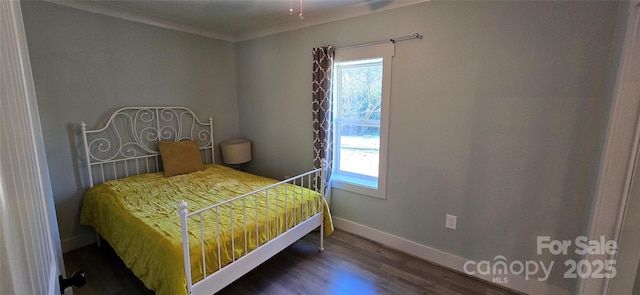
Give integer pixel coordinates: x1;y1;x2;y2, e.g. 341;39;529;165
337;62;382;121
338;123;379;177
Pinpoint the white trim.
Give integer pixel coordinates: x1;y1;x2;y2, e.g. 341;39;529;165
235;0;429;42
608;148;640;295
1;1;63;294
61;233;98;253
43;0;429;43
333;217;569;295
597;1;640;294
332;43;394;200
43;0;235;42
332;175;381;199
580;1;640;294
48;263;58;295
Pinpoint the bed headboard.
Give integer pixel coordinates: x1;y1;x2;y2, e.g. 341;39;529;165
81;107;214;187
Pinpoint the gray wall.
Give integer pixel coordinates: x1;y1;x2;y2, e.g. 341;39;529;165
236;1;618;291
21;1;238;251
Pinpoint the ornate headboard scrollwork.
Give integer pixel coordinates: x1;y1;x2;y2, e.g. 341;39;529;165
81;107;214;187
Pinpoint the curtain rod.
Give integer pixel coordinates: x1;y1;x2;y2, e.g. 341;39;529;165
335;33;423;50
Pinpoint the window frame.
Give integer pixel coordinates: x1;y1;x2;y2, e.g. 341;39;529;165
331;42;394;199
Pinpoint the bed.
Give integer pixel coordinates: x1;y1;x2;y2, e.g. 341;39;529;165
78;107;333;295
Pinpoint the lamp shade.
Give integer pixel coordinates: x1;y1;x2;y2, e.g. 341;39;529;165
220;138;252;164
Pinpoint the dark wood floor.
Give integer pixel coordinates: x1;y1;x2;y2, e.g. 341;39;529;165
63;230;522;295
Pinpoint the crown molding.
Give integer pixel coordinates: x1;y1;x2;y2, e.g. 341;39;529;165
235;0;430;42
43;0;429;43
43;0;235;42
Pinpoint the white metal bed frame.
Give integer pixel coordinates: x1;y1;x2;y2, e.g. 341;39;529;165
81;106;325;294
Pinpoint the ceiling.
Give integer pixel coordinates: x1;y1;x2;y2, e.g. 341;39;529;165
47;0;427;42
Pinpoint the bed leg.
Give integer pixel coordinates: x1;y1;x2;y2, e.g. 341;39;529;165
319;224;324;252
95;230;101;247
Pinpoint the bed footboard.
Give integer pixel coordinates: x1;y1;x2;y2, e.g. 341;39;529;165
178;166;325;295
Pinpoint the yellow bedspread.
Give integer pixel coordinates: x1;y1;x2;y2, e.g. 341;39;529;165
80;164;333;295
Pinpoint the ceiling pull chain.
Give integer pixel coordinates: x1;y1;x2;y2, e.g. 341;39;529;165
288;0;303;19
299;0;304;19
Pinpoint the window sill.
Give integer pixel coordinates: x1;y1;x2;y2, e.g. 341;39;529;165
331;174;386;199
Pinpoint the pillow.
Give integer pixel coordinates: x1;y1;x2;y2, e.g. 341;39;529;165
157;140;204;177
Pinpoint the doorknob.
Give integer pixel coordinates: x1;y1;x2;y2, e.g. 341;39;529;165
59;271;86;294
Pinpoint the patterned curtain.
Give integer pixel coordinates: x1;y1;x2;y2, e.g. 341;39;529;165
312;46;334;204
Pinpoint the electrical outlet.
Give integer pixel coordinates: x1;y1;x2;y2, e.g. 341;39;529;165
445;214;457;230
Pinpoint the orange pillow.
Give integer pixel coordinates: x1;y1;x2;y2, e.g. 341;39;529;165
157;141;204;177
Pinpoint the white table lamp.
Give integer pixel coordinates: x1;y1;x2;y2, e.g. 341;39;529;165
221;138;252;166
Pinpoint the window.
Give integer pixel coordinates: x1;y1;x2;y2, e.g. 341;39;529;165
332;43;393;199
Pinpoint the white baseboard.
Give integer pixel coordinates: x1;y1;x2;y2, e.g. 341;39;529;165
332;217;569;295
61;232;96;253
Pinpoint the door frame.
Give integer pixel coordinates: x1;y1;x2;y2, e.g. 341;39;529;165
0;1;67;294
579;1;640;294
